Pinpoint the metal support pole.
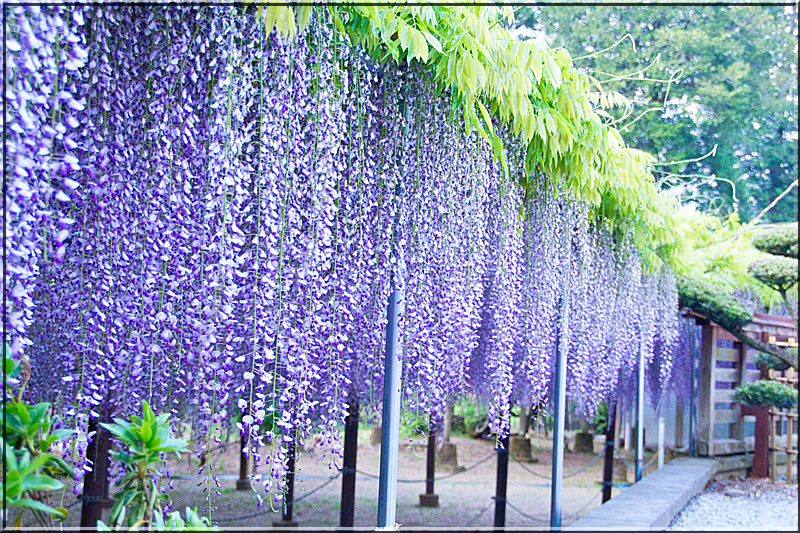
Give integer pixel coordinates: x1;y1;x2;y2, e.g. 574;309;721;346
602;400;617;503
689;322;698;457
550;294;569;529
377;284;403;528
376;82;408;530
657;416;665;469
635;338;645;482
80;415;110;528
494;435;510;528
340;404;359;527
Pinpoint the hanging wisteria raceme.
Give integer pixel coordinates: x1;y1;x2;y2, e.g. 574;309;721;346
645;269;681;411
660;316;696;403
515;182;567;409
566;226;622;418
14;6;688;515
5;6;87;363
398;75;493;425
466;160;525;440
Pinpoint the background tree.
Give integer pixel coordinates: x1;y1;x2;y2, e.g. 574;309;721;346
517;4;798;223
748;223;799;329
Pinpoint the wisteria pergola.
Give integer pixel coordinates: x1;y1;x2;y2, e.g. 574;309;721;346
5;4;685;528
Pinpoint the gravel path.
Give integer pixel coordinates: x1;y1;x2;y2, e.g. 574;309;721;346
669;478;798;531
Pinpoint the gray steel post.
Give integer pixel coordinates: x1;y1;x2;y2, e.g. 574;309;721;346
635;335;645;482
550;294;569;529
689;325;697;457
377;285;403;528
376;83;408;530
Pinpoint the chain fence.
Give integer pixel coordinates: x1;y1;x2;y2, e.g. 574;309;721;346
79;438;653;526
214;472;341;524
464;499;495;527
511;450;604;480
614;448;660;471
354;451;496;483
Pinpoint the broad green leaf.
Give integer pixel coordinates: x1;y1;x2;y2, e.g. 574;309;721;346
142;400;155;426
531;50;543;84
296;5;313;32
423;32;443;54
476;100;494;135
544;53;562;88
16;402;30;425
21;452;52;478
21;474;63;493
4;469;22;498
399;20;410;51
100;422;138;445
140;422;152;444
413;29;429;62
13;498;67;517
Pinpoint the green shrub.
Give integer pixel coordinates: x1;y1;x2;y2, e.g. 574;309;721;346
734;380;798;409
751;224;799;258
399;412;429;438
2;345;73;528
453;398;486;436
593;401;608;435
747;256;799;292
97;401;216;530
677;275;753;331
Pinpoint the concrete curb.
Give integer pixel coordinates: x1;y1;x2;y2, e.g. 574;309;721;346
566;457;717;530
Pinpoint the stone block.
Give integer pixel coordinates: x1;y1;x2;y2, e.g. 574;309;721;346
436;442;459;471
574;432;594;454
509;435;534;462
418;493;439;508
370;426;381;445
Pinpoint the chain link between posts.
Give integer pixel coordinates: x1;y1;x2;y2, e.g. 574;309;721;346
87;439;654;525
511;450;604;479
214;472;342;523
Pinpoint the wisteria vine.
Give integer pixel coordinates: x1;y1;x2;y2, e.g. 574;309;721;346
7;5;684;516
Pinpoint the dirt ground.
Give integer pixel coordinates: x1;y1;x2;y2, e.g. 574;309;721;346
45;427;660;529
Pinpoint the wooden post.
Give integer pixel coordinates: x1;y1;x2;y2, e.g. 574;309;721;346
493;435;509;528
273;441;298;527
675;402;684;451
340;403;359;528
657;417;665;469
623;406;632;452
635;338;645;482
697;324;717;456
550;295;568;529
730;341;746;440
770;406;777;480
237;431;250;490
742;404;770;478
80;415;111;528
419;418;439;508
787;368;796;483
602;401;617;503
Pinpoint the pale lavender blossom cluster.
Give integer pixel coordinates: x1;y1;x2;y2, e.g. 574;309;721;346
7;6;684;507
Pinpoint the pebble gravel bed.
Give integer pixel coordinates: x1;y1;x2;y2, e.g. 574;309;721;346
669;478;798;531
